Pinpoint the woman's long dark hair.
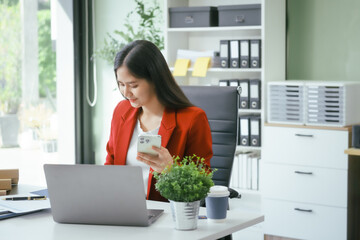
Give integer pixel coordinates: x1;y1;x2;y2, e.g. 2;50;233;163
114;40;193;109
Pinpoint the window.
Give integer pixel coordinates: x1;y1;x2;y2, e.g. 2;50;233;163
0;0;75;186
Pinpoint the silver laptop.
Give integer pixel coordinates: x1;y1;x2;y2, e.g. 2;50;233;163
43;164;163;226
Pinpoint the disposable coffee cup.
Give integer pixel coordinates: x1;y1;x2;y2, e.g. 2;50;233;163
205;185;230;223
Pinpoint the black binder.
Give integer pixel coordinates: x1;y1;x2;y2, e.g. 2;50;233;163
219;79;229;86
250;79;261;109
240;40;250;68
229;79;240;87
239;79;249;109
250;40;261;68
250;116;261;147
230;40;240;68
239;115;250;146
220;40;230;68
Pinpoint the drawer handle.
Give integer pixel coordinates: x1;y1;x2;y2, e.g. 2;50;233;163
235;15;245;23
294;208;313;213
295;133;314;137
184;16;194;24
294;171;313;175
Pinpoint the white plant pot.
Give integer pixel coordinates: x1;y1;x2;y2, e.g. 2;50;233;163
0;114;20;147
170;200;200;231
40;139;58;153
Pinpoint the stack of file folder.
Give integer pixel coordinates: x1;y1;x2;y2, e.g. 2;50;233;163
230;152;260;190
267;81;305;125
0;189;50;220
219;78;261;110
268;81;360;127
219;39;261;69
238;115;261;147
305;82;360;127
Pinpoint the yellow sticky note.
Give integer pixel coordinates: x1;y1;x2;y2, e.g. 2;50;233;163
192;57;211;77
173;59;190;76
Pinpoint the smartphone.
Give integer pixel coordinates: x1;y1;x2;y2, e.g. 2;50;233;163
137;135;161;155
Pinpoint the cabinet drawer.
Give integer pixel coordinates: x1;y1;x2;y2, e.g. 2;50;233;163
263;199;347;240
260;162;347;207
263;126;348;169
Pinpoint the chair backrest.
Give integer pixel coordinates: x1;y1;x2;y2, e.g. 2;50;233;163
181;86;239;187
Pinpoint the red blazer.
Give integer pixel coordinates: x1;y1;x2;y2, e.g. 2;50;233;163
105;100;213;202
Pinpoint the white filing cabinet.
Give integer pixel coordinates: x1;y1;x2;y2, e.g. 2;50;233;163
260;124;350;240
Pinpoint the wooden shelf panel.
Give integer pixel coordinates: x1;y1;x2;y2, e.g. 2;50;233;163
345;148;360;156
265;122;352;131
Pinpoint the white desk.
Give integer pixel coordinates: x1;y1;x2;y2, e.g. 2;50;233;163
2;185;264;240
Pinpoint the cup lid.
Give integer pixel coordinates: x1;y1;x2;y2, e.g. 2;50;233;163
207;185;230;197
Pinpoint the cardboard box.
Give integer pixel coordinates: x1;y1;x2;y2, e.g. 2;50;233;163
0;190;6;196
0;179;12;191
0;169;19;184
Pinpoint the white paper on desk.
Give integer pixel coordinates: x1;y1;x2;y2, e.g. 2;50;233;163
0;195;51;213
0;207;10;214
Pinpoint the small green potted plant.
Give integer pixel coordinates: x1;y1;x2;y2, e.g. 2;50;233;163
154;154;215;230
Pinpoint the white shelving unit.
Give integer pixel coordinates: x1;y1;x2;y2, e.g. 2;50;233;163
164;0;284;224
164;0;285;239
164;0;285;161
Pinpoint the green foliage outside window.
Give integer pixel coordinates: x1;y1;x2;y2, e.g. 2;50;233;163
38;9;56;98
0;1;21;114
0;1;56;114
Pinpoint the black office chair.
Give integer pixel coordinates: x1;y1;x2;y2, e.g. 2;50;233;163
181;86;239;192
182;86;239;240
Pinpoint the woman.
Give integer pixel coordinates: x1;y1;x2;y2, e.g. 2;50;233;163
105;40;213;202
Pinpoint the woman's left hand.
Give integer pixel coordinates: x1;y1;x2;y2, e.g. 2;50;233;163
136;146;173;173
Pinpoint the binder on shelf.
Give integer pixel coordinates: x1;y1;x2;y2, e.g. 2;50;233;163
250;115;261;147
250;79;261;109
219;79;229;86
241;154;247;189
250;39;261;68
212;51;221;68
239;154;244;188
230;40;240;68
229;79;239;87
240;40;250;68
231;155;240;188
231;152;259;190
220;40;230;68
241;152;253;189
239;115;250;146
246;154;252;189
239;79;249;109
251;155;259;190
